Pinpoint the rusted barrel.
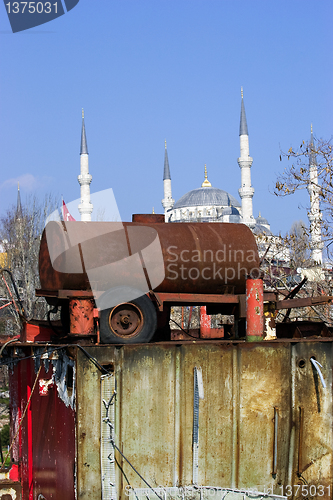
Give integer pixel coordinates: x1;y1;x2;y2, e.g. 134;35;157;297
39;221;260;298
132;214;165;223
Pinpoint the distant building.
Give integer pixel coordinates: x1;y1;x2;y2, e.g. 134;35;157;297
162;90;273;235
78;109;93;221
307;125;323;265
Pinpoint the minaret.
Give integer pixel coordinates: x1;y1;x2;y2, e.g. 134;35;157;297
78;109;93;221
15;182;23;243
238;88;255;227
16;182;22;219
162;140;174;220
307;125;323;264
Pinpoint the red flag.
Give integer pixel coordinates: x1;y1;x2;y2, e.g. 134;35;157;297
62;199;76;221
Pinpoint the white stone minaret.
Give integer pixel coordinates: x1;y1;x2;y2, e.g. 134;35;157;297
78;109;93;221
162;140;174;220
307;125;323;264
238;88;255;227
16;182;22;219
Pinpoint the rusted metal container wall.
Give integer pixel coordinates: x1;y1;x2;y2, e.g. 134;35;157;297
9;352;76;500
76;341;333;500
6;341;333;499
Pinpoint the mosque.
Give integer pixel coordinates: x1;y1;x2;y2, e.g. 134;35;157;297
76;91;323;265
161;89;272;236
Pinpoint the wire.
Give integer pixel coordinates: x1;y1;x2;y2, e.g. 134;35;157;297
170;319;199;339
114;454;140;500
0;338;20;357
76;345;110;374
0;345;68;366
111;441;164;500
0;344;110;375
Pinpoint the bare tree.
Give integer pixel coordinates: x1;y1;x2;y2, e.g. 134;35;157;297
275;136;333;254
288;220;311;269
273;137;333;324
0;194;58;332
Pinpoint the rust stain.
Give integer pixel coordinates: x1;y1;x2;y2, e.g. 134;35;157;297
39;221;259;296
69;298;94;334
10;340;332;498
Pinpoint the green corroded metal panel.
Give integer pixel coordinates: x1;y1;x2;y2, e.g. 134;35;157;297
75;341;332;500
175;344;234;487
237;343;292;490
76;348;114;499
117;345;177;488
291;342;333;494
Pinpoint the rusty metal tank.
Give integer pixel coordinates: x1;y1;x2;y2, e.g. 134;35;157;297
39;219;259;297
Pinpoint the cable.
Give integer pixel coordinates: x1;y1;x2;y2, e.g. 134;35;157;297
76;345;110;374
0;338;20;357
0;344;110;376
0;345;68;366
170;319;199;339
111;441;164;500
114;454;139;500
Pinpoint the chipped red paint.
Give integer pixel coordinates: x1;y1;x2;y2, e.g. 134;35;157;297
246;278;264;340
9;357;76;500
199;306;224;338
38;379;54;396
20;322;53;343
69;298;94;334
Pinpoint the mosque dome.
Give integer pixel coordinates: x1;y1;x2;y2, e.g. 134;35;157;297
173;186;241;210
221;205;241;223
256;214;269;226
221;206;241;216
252;224;272;236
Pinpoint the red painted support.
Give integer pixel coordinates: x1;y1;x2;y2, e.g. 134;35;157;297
21;322;53;342
200;306;211;337
246;278;264;341
200;306;224;339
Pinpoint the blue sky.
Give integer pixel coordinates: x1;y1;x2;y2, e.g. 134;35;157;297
0;0;332;234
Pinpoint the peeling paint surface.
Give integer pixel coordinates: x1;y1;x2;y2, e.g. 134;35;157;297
246;280;264;338
6;340;333;500
76;341;332;500
9;348;76;500
51;354;75;410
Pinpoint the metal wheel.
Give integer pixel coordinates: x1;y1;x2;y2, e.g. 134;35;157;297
108;302;144;338
99;288;157;344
